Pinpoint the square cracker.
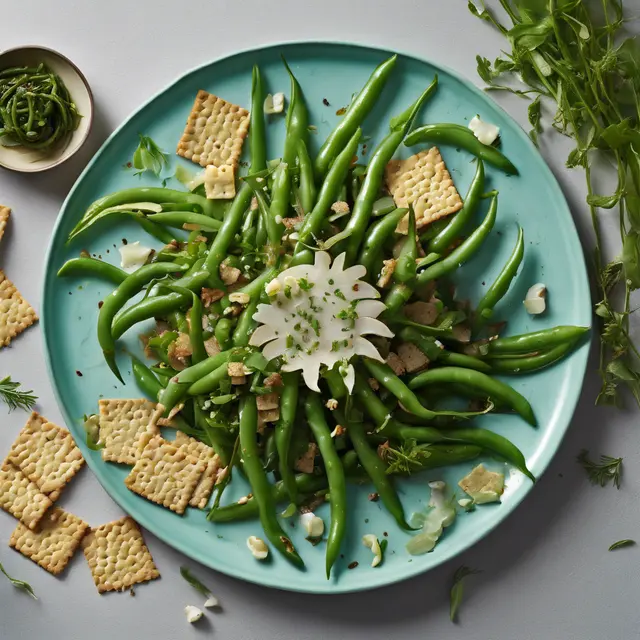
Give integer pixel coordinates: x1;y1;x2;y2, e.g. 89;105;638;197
0;462;52;530
10;507;89;576
82;516;160;593
176;90;249;169
99;399;160;465
7;412;84;497
124;436;205;514
0;270;38;348
385;147;463;234
174;432;223;509
203;164;236;200
0;206;10;244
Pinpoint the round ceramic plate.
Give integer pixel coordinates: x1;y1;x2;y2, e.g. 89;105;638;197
42;42;591;594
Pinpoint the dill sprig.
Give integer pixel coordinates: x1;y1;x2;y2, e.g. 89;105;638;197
577;449;622;489
0;376;37;412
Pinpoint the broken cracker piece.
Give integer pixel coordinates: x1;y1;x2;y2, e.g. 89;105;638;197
0;462;52;530
82;516;159;593
176;90;250;170
10;507;89;576
203;164;236;199
0;206;10;244
124;436;205;514
7;412;84;497
174;432;222;509
397;342;429;373
0;270;38;348
385;148;463;234
98;399;159;465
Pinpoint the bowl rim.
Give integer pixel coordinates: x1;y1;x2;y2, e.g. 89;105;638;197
0;44;94;173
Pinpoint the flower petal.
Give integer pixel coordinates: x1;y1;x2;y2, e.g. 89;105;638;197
263;337;289;362
343;363;355;393
355;317;394;338
355;300;387;318
353;337;385;361
314;251;331;272
329;252;346;274
349;281;380;300
301;361;321;392
249;325;279;346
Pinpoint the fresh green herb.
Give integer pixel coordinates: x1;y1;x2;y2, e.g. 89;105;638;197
180;566;211;596
211;394;237;405
298;278;314;291
382;439;432;475
281;503;297;518
0;562;37;600
334;289;346;301
132;134;169;177
469;0;640;408
379;538;388;564
450;565;481;622
243;351;269;373
0;376;37;412
286;335;294;349
577;449;622;489
609;539;635;551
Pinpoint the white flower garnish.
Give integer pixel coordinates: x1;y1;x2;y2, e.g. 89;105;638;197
250;252;393;392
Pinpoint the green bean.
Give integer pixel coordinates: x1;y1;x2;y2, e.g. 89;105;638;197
145;212;222;232
305;393;347;579
188;292;207;364
131;356;164;401
209;473;328;522
315;54;397;179
275;372;299;504
388;443;482;474
98;263;185;382
294;128;362;254
270;161;289;232
282;58;309;169
339;77;439;264
232;298;259;347
186;363;230;396
215;318;234;351
194;402;231;464
371;196;396;218
387;317;454;340
428;160;485;254
250;185;282;261
250;65;267;172
383;283;414;316
69;187;217;242
416;193;497;286
487;342;582;374
111;270;210;339
203;183;253;287
474;226;524;332
239;395;303;568
346;418;414;530
296;140;317;214
486;326;590;355
405;123;518;175
438;351;492;372
408;366;536;425
393;206;418;283
57;257;128;285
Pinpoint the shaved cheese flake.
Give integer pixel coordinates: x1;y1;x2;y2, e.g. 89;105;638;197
469;115;500;146
119;241;153;272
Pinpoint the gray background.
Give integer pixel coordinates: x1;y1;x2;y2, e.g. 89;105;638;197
0;1;637;639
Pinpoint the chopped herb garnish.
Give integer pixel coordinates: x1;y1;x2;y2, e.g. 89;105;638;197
577;449;622;489
298;278;313;291
334;288;346;301
0;562;37;600
0;376;37;412
132;134;169;177
286;335;294;349
180;566;212;596
450;566;481;622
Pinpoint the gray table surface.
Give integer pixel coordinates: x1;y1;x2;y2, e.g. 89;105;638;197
1;1;638;638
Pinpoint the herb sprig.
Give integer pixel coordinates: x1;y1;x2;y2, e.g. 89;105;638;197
180;566;212;596
577;449;622;489
470;0;640;407
0;376;37;412
0;562;37;600
609;539;635;551
450;565;481;622
132;134;169;178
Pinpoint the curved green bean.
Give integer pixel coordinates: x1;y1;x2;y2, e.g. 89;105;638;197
275;372;300;504
57;257;128;285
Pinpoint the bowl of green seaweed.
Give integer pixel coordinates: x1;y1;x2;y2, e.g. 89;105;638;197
0;45;93;172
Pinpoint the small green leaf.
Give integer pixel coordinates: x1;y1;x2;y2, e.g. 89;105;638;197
131;134;169;178
609;539;635;551
180;566;211;596
0;562;37;600
83;414;104;451
450;566;481;622
587;193;622;209
243;351;269;373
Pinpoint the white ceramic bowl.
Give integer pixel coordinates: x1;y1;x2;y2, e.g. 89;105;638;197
0;46;93;172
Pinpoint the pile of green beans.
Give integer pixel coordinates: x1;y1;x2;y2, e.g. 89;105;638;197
0;63;80;149
59;54;590;577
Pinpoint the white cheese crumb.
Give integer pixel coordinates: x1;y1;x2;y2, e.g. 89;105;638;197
184;605;204;623
325;398;338;410
300;512;324;538
265;279;281;296
264;92;285;114
237;496;249;505
119;241;153;272
247;535;269;560
469;115;500;146
524;283;547;315
204;596;219;608
229;292;250;305
274;214;283;224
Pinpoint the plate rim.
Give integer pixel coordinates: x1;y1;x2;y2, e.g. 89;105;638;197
41;39;591;594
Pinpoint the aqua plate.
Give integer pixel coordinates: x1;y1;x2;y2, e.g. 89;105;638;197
42;42;591;594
